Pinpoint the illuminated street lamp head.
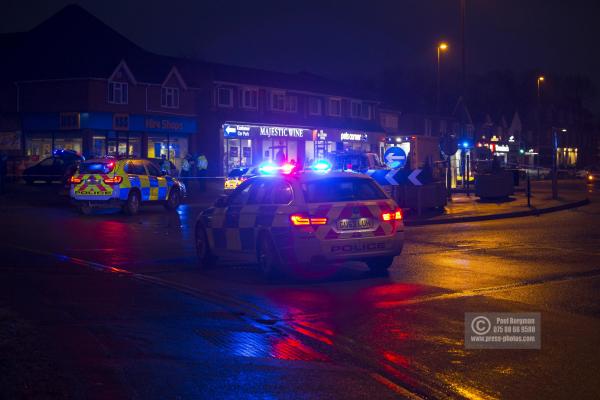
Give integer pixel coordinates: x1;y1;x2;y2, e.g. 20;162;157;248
538;76;545;82
438;42;448;51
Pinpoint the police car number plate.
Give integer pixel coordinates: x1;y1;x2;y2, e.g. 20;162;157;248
337;218;373;230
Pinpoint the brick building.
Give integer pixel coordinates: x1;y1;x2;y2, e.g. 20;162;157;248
0;5;392;176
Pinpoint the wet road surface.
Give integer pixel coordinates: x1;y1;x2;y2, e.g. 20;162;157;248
1;181;599;399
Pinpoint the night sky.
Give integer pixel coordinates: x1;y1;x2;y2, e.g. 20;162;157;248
3;0;600;111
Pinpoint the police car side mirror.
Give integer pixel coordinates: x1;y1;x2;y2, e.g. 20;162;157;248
214;195;228;208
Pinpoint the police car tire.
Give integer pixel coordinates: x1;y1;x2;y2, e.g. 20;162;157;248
366;256;394;274
123;190;141;216
195;226;216;268
257;235;282;280
79;205;92;215
165;188;181;210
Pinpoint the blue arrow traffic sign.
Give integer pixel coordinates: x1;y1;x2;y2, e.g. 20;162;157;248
384;147;407;169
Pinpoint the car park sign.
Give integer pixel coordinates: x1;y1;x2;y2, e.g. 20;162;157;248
384;147;407;169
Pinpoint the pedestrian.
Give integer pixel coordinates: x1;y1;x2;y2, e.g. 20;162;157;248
0;152;7;194
160;154;170;175
197;153;208;191
181;155;191;178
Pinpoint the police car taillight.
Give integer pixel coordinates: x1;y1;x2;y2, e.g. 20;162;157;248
103;176;123;184
290;214;328;226
381;209;402;221
69;176;82;184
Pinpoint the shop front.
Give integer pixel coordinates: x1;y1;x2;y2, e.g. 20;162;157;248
22;113;196;169
223;123;311;174
222;123;386;175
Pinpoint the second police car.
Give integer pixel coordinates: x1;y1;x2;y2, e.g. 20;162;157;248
70;157;185;215
195;161;404;278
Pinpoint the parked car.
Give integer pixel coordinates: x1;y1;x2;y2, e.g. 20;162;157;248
23;150;84;185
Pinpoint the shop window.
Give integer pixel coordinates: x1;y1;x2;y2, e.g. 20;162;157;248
161;87;179;108
59;112;80;129
54;135;82;154
242;88;258;109
308;97;322;115
217;87;233;107
108;81;128;104
328;98;341;117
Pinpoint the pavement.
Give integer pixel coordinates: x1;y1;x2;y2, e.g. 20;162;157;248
403;179;590;225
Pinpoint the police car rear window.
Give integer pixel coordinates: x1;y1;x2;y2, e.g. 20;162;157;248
79;162;113;174
303;178;386;203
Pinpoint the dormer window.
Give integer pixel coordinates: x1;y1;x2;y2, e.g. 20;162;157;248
161;87;179;108
108;81;128;104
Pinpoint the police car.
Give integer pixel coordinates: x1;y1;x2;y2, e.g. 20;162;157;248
195;161;404;278
224;166;260;193
70;157;185;215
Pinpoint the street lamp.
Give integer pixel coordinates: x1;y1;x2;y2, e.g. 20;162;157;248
437;42;449;114
536;75;545;160
537;76;545;100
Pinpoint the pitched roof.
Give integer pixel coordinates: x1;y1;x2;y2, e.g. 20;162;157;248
0;4;376;100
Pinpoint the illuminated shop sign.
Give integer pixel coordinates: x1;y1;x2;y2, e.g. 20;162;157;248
259;126;306;138
145;118;184;131
495;145;510;152
340;132;367;141
223;123;310;139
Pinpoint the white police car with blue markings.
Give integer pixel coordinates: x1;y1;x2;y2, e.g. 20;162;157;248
195;162;404;278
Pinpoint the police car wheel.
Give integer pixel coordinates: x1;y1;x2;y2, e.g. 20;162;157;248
79;205;92;215
165;189;181;210
123;190;141;215
366;256;394;275
195;226;216;268
257;235;281;279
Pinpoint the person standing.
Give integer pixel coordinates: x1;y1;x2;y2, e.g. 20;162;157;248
197;153;208;191
181;155;191;178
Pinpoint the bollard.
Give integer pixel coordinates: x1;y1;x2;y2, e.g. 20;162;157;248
527;173;531;208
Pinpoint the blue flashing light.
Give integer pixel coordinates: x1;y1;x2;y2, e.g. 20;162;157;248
311;159;332;172
259;162;278;174
462;141;470;149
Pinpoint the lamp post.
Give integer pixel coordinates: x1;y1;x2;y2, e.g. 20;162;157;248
536;76;545;165
436;42;449;114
